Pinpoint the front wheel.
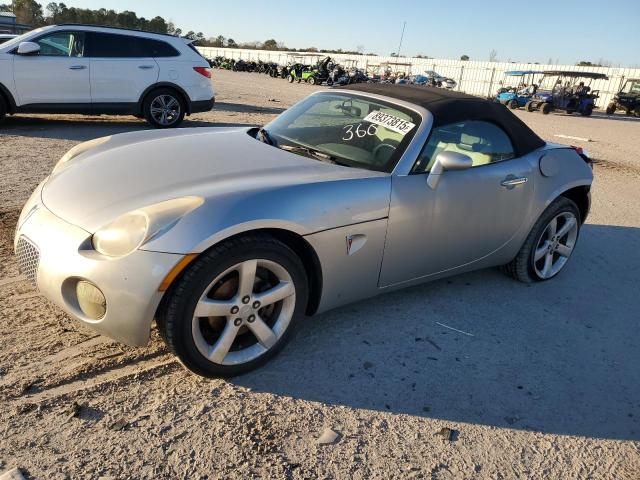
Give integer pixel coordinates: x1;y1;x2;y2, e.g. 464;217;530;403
0;95;6;123
634;106;640;118
143;88;185;128
507;99;518;109
502;197;581;283
540;103;552;114
605;103;616;115
158;234;309;378
525;100;535;112
287;74;295;83
308;76;317;85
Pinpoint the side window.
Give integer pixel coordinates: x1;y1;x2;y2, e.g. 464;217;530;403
88;32;135;57
88;33;178;58
35;32;85;57
412;120;515;173
142;38;179;57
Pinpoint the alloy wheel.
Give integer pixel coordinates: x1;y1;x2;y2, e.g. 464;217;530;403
191;259;296;365
150;95;181;126
533;212;579;279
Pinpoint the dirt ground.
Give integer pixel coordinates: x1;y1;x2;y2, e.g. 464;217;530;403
1;70;639;480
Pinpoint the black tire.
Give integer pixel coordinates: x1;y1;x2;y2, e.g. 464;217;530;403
634;106;640;118
605;103;616;115
581;104;593;117
507;99;518;109
0;95;6;123
540;103;552;114
525;100;535;112
157;234;309;378
308;76;316;85
502;197;581;283
143;88;186;128
287;74;295;83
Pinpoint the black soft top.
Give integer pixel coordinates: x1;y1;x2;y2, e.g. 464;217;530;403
341;83;546;156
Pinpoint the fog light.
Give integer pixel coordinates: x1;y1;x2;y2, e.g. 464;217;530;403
76;281;106;320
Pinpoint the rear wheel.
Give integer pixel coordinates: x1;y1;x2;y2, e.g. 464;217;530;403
287;75;295;83
507;99;518;109
158;234;308;378
502;197;580;283
540;103;552;114
525;101;535;112
581;104;593;117
308;76;317;85
634;106;640;118
143;88;185;128
605;103;616;115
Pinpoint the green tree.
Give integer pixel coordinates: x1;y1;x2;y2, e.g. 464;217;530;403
10;0;44;26
262;38;278;50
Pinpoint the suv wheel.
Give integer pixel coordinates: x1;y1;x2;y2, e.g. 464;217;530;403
143;88;185;128
0;95;6;123
157;234;309;377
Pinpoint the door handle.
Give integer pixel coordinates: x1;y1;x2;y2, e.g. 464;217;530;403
138;65;155;69
69;65;86;70
501;176;528;188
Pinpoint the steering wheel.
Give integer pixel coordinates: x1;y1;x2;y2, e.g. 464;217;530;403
372;143;397;163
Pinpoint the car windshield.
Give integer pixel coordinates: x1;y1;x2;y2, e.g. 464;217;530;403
259;93;421;173
621;80;640;94
0;27;48;50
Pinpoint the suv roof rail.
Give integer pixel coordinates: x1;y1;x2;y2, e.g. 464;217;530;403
56;23;180;39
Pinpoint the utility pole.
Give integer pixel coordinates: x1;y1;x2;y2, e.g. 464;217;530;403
396;21;406;58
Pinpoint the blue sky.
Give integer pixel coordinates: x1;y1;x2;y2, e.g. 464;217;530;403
61;0;639;66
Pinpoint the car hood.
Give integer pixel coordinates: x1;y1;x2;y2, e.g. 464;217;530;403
41;127;387;232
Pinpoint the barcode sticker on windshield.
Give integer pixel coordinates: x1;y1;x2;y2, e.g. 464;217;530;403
363;111;416;135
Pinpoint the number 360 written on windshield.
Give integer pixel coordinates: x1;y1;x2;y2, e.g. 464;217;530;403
342;123;378;141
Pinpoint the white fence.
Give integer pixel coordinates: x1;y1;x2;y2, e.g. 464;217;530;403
198;46;640;109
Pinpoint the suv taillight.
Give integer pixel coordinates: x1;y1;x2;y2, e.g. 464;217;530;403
193;67;211;78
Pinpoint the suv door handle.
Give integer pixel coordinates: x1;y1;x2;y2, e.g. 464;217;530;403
138;65;155;69
501;176;528;188
69;65;86;70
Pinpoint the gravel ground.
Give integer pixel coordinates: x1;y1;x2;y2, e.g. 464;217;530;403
0;70;639;479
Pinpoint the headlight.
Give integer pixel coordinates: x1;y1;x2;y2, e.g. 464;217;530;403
52;136;111;175
92;196;204;257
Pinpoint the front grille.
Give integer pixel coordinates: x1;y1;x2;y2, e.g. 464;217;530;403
16;236;40;287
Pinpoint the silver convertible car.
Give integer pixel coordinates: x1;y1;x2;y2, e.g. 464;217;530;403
15;84;592;377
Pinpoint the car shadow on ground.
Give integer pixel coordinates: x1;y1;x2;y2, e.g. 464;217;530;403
0;115;253;142
234;224;640;441
215;101;287;115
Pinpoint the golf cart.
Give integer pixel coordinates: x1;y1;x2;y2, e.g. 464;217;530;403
495;70;544;109
605;78;640;117
378;62;412;84
525;71;608;116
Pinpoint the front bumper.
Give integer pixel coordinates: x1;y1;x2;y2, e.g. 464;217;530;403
14;201;182;346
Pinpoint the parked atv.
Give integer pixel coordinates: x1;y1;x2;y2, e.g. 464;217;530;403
525;71;608;116
605;78;640;117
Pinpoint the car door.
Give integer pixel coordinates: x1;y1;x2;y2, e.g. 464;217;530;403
86;32;159;106
13;30;90;105
379;120;535;287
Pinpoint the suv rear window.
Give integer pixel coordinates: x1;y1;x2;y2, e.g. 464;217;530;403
87;32;179;58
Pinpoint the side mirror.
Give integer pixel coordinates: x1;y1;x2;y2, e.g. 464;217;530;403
427;151;473;189
17;41;40;56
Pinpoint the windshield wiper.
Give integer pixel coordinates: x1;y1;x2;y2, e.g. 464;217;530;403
257;127;274;145
278;144;342;164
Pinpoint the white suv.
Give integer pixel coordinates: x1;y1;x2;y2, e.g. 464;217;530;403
0;24;215;128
